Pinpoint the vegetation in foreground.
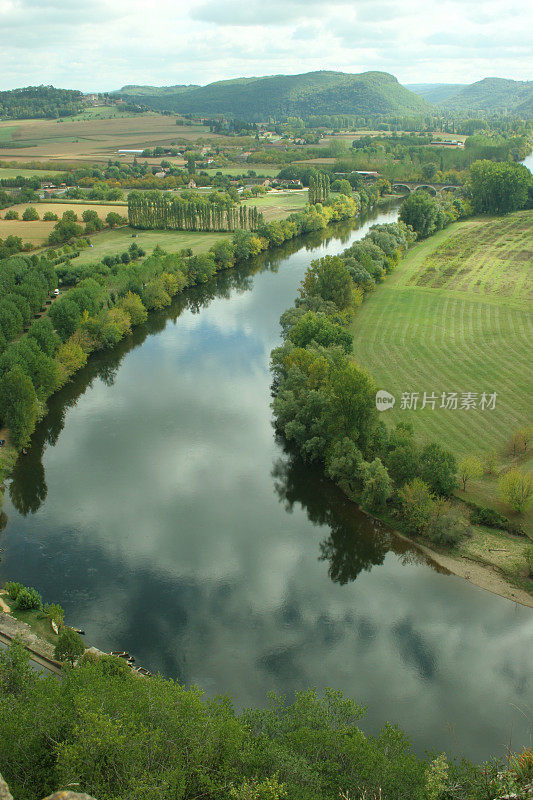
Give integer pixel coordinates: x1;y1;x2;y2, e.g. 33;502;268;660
1;639;532;800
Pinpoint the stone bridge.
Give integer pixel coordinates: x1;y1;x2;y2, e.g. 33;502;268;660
391;182;464;196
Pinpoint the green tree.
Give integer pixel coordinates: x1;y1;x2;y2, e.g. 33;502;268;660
468;160;531;214
118;291;148;326
399;191;440;238
299;256;354;311
499;469;533;513
419;442;457;496
105;211;124;228
398;478;435;534
27;317;60;357
325;437;363;493
0;366;39;448
458;455;483;491
54;628;85;664
21;206;39;221
361;458;392;510
49;297;82;340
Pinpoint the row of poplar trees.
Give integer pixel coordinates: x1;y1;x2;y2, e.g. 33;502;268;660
128;191;263;231
308;173;330;204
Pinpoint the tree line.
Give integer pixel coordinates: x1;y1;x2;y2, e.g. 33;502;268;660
127;190;263;231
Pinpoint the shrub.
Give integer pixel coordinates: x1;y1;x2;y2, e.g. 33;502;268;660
54;627;85;664
427;508;470;547
468;504;519;532
22;207;39;221
4;581;24;602
43;211;59;221
3;209;19;220
14;586;43;611
44;603;65;626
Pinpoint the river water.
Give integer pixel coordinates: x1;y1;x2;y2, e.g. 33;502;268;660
1;204;531;761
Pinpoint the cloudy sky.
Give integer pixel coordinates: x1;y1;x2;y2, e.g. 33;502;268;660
1;0;532;91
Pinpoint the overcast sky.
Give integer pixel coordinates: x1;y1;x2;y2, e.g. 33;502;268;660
1;0;532;91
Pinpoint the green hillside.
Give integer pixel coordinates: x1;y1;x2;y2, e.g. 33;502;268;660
440;77;533;114
114;70;432;119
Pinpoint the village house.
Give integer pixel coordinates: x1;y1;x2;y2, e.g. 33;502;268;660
187;179;197;189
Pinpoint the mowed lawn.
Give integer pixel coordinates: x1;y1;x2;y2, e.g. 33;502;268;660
350;212;533;457
71;226;231;264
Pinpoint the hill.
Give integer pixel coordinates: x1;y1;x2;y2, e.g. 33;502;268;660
113;70;432;119
405;83;466;103
440;77;533;114
0;85;83;119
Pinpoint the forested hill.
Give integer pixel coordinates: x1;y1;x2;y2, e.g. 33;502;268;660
439;78;533;114
0;86;83;119
113;71;432;119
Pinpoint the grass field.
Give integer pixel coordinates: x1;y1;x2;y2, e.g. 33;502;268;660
252;190;308;220
70;227;231;264
0;167;66;179
350;212;533;457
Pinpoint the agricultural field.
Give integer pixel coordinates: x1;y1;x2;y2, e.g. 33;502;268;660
0;201;127;219
350;212;533;458
70;226;231;264
252;190;308;220
0;114;237;164
202;165;281;177
0;219;56;245
0;166;66;179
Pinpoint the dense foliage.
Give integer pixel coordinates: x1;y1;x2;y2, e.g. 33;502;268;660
467;160;532;214
1;639;523;800
0;85;83;119
128;190;262;231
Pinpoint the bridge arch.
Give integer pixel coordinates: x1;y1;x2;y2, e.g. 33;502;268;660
392;183;411;194
440;185;463;194
413;184;437;196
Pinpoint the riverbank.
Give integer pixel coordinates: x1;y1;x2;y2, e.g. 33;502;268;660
270;207;532;605
0;191;393;480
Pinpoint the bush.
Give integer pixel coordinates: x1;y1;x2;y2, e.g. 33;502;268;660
22;207;39;221
427;508;470;547
3;209;19;220
4;581;24;602
14;586;43;611
54;627;85;664
44;603;65;627
43;211;59;221
467;503;524;534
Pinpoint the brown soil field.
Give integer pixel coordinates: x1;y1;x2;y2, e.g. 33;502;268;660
0;114;239;164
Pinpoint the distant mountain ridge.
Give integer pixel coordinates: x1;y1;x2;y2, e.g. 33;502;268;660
112;71;432;119
407;78;533;114
404;83;466;104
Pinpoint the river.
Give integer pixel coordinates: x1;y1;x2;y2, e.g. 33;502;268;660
0;203;531;761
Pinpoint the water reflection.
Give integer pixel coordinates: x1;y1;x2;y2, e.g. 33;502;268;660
1;203;531;762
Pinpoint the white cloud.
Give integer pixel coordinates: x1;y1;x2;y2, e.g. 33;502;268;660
0;0;531;89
